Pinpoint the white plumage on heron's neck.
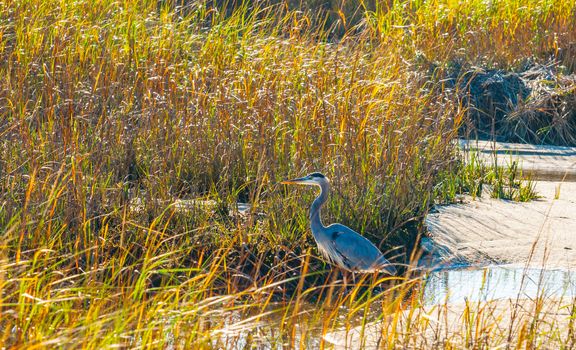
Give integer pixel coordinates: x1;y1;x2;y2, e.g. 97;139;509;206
309;177;329;238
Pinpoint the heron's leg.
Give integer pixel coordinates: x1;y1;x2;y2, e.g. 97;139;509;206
342;271;354;297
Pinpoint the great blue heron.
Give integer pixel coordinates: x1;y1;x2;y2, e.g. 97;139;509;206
281;172;397;280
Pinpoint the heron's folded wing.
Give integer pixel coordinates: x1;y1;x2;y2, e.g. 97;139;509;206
331;231;386;272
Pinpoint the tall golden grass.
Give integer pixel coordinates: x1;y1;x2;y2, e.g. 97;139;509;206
1;0;575;348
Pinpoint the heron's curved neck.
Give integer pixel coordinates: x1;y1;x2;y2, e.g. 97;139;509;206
310;181;329;233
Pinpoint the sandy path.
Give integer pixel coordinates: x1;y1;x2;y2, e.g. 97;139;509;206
425;140;576;269
425;181;576;268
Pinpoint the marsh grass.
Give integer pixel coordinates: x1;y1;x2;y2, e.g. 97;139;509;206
1;0;575;348
434;150;539;203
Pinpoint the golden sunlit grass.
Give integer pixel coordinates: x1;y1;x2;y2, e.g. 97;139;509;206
1;0;575;348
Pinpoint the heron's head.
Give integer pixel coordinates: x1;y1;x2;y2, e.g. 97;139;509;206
281;172;328;186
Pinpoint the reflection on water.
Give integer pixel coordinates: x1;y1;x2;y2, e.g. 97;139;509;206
188;306;324;350
423;265;576;305
169;266;576;348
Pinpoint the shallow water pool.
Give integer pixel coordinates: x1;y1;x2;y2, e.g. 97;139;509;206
422;265;576;305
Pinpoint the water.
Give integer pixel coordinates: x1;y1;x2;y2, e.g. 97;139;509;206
422;265;576;305
168;265;576;348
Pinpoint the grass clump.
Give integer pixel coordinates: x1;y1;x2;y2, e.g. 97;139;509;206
435;151;539;203
0;0;575;348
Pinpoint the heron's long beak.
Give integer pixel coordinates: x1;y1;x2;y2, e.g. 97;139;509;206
281;176;311;185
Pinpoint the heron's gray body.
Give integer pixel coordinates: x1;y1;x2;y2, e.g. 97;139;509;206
316;223;395;273
283;172;396;275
